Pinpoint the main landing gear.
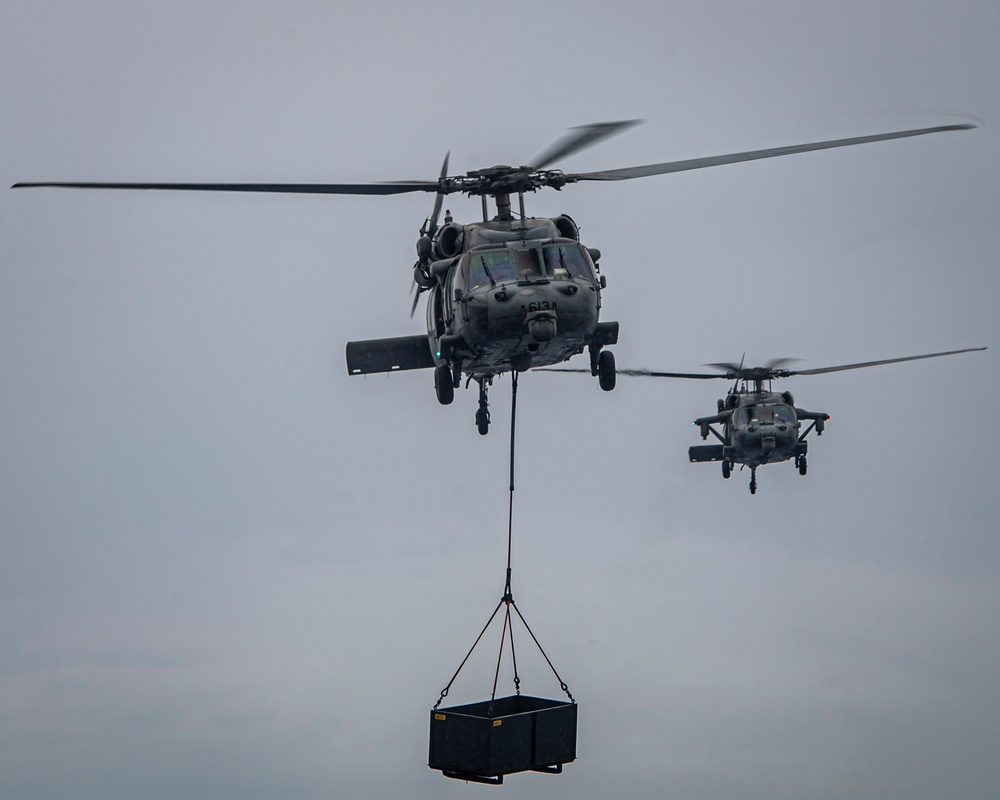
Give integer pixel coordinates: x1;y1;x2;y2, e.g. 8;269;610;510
590;345;616;391
434;364;492;435
721;459;732;479
749;467;757;495
434;364;454;406
796;455;808;476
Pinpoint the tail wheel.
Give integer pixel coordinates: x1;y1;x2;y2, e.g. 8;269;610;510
598;349;616;391
434;364;454;405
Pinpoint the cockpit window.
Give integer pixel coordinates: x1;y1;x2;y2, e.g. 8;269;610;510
512;248;542;279
542;243;592;279
467;245;595;290
772;405;795;424
467;256;488;290
469;251;512;289
735;405;795;427
468;249;543;290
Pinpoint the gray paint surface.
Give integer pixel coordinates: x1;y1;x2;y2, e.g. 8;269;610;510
2;2;999;799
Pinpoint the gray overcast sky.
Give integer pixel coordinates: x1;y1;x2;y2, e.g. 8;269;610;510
2;2;999;799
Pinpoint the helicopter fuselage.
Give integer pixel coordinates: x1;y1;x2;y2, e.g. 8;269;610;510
426;222;609;376
724;393;804;468
690;390;828;473
347;215;617;382
345;214;618;433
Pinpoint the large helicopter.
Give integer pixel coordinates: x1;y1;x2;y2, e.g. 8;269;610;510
13;119;976;434
543;347;985;493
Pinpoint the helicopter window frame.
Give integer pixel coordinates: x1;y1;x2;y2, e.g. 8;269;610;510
542;242;596;281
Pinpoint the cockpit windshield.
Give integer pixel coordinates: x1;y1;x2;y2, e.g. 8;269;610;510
735;404;795;426
542;243;593;279
467;249;542;290
467;244;593;291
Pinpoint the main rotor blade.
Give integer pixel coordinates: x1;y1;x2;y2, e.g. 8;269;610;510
538;367;724;379
705;362;743;373
789;346;986;376
764;357;801;370
529;120;643;170
568;122;977;182
544;346;986;382
11;180;443;195
426;152;451;236
617;368;729;379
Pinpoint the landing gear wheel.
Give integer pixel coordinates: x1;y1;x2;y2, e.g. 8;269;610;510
434;364;454;405
749;468;757;495
798;456;807;476
598;349;616;391
722;460;731;479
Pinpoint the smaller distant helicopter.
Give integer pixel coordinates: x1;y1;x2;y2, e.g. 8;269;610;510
542;347;985;493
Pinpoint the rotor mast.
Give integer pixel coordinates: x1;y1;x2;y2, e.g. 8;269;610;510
490;191;528;223
494;191;512;221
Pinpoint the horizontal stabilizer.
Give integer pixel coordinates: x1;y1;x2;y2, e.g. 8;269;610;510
346;335;436;375
689;444;725;463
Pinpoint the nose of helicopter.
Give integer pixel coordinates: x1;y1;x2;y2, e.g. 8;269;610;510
526;310;558;342
740;417;798;464
461;272;600;374
485;281;571;337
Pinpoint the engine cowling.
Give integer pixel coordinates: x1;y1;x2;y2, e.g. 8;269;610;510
432;224;464;259
553;214;580;241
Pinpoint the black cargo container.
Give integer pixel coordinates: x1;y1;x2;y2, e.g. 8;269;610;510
429;695;576;784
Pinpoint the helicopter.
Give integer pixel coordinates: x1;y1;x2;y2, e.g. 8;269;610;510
542;347;986;494
13;119;977;435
